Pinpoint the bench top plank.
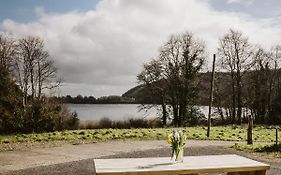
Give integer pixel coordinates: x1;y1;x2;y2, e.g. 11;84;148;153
94;154;270;175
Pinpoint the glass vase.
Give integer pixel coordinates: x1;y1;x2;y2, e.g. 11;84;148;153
172;147;184;163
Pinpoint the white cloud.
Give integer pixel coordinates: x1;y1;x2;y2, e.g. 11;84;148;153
226;0;241;4
226;0;255;5
1;0;280;96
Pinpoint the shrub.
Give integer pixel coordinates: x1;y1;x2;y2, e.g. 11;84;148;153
79;120;98;129
79;117;163;129
98;118;113;128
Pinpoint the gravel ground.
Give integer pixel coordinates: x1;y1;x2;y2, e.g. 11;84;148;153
6;145;281;175
0;140;235;172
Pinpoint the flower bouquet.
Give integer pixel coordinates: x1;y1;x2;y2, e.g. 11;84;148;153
166;130;186;163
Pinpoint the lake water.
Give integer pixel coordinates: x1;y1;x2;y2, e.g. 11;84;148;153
66;104;211;121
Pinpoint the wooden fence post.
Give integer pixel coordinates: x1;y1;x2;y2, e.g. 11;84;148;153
207;54;216;137
247;115;253;145
275;127;278;146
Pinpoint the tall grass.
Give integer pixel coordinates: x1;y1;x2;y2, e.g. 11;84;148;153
79;117;163;129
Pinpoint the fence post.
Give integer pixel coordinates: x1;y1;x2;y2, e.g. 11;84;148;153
207;54;216;138
247;115;253;145
275;127;278;145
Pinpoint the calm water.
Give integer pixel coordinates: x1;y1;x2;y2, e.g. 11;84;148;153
66;104;211;121
66;104;159;121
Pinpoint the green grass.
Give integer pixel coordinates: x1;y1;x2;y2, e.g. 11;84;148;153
0;125;280;144
232;143;281;159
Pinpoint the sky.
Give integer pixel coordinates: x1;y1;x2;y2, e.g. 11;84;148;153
0;0;281;97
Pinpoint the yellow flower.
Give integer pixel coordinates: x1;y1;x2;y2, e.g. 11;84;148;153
166;133;173;144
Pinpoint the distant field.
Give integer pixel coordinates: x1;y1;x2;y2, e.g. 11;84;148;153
0;125;280;144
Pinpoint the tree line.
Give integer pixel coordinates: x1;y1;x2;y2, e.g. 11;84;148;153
0;35;79;134
55;95;136;104
138;29;281;127
215;30;281;125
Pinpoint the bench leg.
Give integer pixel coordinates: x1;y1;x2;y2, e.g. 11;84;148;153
227;170;266;175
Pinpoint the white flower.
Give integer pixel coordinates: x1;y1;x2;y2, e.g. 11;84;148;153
178;130;183;137
173;131;179;139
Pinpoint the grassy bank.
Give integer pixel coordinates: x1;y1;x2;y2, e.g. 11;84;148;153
0;125;280;144
232;143;281;161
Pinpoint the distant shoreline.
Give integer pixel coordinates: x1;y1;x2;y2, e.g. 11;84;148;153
63;102;139;104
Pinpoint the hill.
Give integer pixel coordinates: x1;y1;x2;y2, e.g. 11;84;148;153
122;71;230;105
122;85;144;99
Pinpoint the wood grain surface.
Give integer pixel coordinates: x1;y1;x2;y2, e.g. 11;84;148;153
94;154;270;175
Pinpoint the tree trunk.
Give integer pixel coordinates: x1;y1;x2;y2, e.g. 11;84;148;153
172;103;178;126
231;72;236;124
247;115;253;145
23;68;28;107
178;104;183;127
37;62;42;99
237;74;242;124
161;103;167;126
217;106;224;122
177;104;182;127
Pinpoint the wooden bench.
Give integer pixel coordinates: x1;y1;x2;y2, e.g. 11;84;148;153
93;154;270;175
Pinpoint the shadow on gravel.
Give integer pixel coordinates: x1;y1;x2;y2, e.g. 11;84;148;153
6;159;95;175
255;144;281;153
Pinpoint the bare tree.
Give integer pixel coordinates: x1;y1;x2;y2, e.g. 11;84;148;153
16;36;60;103
0;34;17;71
137;59;169;126
35;50;60;98
218;29;254;124
0;35;78;133
138;32;206;126
246;45;281;124
159;34;182;125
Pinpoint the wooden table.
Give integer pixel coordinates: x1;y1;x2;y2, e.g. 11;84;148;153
93;154;270;175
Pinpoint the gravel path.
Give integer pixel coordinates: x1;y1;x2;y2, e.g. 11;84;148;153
0;140;280;175
0;140;235;173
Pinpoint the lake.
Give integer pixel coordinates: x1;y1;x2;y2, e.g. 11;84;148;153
66;104;211;121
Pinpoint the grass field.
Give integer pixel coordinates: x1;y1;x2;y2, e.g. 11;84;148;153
0;125;280;144
232;143;281;160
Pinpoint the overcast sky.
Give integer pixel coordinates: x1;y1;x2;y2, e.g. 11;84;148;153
0;0;281;97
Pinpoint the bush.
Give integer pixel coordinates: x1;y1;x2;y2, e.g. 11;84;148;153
79;120;98;129
183;106;206;126
0;94;80;134
79;117;162;129
0;67;23;134
128;118;148;128
99;118;113;128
